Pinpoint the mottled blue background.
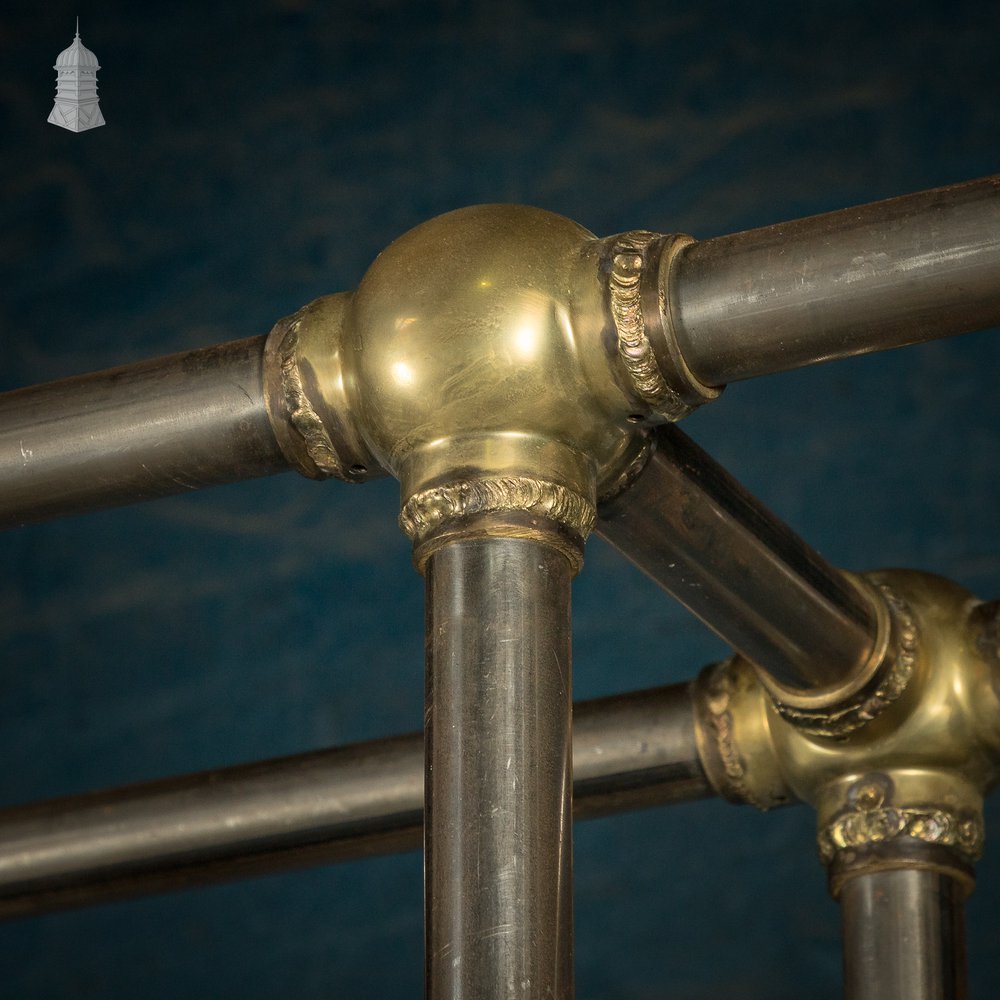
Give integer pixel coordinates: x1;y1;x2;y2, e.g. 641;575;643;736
1;2;999;997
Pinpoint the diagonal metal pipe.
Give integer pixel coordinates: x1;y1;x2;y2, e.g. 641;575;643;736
596;426;880;692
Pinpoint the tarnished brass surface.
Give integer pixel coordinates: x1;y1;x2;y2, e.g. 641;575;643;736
693;570;1000;872
263;293;384;483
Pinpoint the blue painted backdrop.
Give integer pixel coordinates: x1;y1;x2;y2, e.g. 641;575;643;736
1;2;999;997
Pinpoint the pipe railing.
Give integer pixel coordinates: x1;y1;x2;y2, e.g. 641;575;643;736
0;336;287;529
2;174;998;999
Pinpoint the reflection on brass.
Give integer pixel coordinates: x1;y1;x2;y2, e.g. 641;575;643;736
344;204;653;517
399;477;596;547
768;584;918;737
693;570;1000;877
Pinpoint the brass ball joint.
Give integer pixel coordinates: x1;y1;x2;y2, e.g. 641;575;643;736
262;205;719;569
693;570;1000;896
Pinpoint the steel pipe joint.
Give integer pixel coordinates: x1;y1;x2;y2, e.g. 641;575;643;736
694;570;1000;888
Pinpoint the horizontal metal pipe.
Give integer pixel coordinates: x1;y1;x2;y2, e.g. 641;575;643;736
840;868;968;1000
0;683;710;919
597;426;878;689
672;174;1000;386
0;336;289;528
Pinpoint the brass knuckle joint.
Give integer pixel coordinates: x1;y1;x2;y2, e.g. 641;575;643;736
262;206;724;561
693;570;1000;888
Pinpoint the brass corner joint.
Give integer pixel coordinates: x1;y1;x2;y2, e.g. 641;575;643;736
257;205;724;558
693;570;1000;894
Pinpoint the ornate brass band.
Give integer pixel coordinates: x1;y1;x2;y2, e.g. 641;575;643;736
400;476;596;574
694;659;789;811
605;230;721;422
768;584;918;738
691;656;794;811
819;802;984;865
609;232;677;414
399;476;596;545
263;294;382;484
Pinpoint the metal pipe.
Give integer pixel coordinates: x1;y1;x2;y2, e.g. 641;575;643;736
597;426;878;690
0;336;288;528
424;537;575;1000
671;174;1000;386
0;683;708;919
840;868;968;1000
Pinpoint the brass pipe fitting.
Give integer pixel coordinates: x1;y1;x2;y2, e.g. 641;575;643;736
262;206;721;557
263;293;385;484
756;576;914;738
693;570;1000;890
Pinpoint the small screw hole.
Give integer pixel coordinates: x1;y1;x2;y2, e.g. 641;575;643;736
350;464;368;476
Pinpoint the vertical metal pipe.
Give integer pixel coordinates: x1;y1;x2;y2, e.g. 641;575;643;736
597;426;878;690
425;536;574;1000
840;869;968;1000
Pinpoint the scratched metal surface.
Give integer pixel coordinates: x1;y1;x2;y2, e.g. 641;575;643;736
0;2;998;997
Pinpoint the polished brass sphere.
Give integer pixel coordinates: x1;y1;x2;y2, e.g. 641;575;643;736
345;204;643;504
